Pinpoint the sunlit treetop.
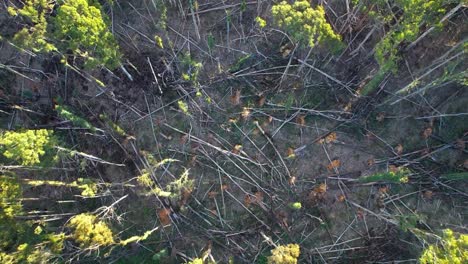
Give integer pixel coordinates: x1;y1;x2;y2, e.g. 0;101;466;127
7;0;121;69
271;0;341;48
67;213;115;248
420;229;468;264
54;0;121;69
268;244;301;264
7;0;57;53
0;129;55;166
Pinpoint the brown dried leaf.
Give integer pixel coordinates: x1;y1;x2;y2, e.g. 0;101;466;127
315;183;327;194
367;158;375;167
296;115;306;126
158;208;171;226
325;132;337;143
337;194;346;202
327;159;341;171
230;90;241;105
395;144;404;155
288;176;296;186
244;194;252;207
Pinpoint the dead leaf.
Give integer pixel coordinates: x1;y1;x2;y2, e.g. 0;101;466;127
288;176;296;186
230;90;241;105
325;132;337;143
244;194;252;207
422;127;433;139
221;184;229;191
158;208;171;226
367;158;375;166
296;115;306;126
337;194;346;202
180;134;188;144
258;95;266;107
315;183;327;194
395;144;404;155
178;188;192;207
327;159;341;171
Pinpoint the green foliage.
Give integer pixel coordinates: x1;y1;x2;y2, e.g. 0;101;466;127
271;1;341;48
268;244;301;264
25;178;99;197
54;0;121;69
0;175;22;221
137;168;194;200
420;229;468;264
362;0;447;94
68;213;114;248
289;202;302;210
180;52;202;84
178;100;190;115
358;167;410;183
7;0;57;53
0;129;55;166
256;17;267;28
7;0;120;69
99;114;127;136
56;104;96;131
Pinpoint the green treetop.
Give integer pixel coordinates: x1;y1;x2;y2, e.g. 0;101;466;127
7;0;57;53
54;0;121;69
272;0;341;49
420;229;468;264
7;0;121;69
0;129;55;166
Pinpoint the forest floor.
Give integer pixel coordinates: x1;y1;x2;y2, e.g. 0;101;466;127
0;0;467;263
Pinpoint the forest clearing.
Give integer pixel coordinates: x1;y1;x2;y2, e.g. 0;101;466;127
0;0;467;263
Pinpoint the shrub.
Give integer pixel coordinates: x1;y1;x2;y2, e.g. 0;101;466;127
268;244;300;264
67;213;114;248
54;0;121;69
420;229;468;264
271;0;341;48
0;129;54;166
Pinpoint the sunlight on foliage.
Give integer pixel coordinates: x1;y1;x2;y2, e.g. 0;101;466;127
0;129;54;166
7;0;57;52
68;213;114;248
268;244;301;264
54;0;121;69
272;1;341;48
25;178;98;197
0;175;22;220
358;167;410;183
420;229;468;264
